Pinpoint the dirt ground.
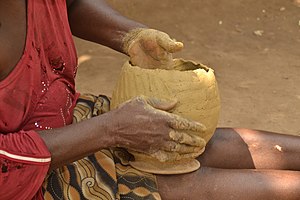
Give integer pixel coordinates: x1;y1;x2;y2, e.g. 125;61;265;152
74;0;300;136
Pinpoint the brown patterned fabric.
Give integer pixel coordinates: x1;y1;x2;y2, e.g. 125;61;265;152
42;94;161;200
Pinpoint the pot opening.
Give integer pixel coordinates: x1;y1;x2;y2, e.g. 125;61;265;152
128;59;210;72
174;60;210;72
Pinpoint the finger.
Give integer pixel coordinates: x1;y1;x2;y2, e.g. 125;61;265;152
156;32;184;53
169;130;206;147
168;115;207;133
162;141;204;154
144;96;178;111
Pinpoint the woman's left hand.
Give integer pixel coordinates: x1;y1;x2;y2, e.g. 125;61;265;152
123;28;183;69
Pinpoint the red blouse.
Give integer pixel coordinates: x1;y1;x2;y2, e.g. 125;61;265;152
0;0;79;199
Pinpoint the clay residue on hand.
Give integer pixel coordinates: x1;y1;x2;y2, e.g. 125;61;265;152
123;28;183;70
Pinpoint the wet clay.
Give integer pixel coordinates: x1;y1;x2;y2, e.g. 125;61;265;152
111;59;221;174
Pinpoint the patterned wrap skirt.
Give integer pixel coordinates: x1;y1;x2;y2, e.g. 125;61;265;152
42;94;161;200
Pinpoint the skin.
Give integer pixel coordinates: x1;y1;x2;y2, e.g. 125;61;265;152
158;128;300;199
0;1;203;171
0;1;299;199
123;28;184;69
67;0;147;53
0;1;26;81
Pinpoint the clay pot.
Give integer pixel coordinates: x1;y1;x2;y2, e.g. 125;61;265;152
111;59;221;174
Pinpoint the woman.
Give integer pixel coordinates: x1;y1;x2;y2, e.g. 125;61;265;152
0;1;299;199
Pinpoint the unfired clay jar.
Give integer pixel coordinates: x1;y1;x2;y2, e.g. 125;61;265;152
111;59;221;174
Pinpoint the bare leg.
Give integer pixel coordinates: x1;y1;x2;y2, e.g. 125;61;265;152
157;167;300;200
157;128;300;199
198;128;300;170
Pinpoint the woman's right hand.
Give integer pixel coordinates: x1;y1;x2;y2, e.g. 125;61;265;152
106;96;207;160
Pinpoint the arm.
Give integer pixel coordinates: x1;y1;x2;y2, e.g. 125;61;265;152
66;0;183;68
67;0;146;54
0;97;205;199
38;111;113;170
39;97;206;170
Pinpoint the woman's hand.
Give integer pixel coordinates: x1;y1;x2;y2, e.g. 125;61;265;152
123;28;184;69
107;96;206;159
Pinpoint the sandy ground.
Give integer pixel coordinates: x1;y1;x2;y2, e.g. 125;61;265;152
74;0;300;136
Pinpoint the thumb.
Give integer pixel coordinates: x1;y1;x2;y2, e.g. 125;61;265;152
156;32;184;53
145;97;178;111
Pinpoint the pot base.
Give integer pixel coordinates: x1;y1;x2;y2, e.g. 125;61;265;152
129;158;200;175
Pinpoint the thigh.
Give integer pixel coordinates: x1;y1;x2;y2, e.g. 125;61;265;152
197;128;300;170
157;167;300;200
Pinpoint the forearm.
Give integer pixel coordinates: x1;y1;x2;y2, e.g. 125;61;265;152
38;96;205;171
67;0;146;54
38;113;114;170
